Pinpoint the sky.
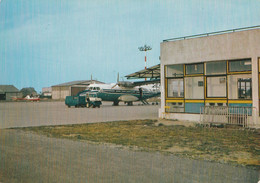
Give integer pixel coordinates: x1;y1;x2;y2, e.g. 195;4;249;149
0;0;259;92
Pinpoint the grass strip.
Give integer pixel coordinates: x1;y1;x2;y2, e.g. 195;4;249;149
20;119;260;168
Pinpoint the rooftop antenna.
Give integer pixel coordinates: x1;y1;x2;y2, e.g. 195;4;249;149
138;44;152;81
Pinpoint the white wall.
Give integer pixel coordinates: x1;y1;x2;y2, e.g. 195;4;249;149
52;86;70;100
160;29;260;123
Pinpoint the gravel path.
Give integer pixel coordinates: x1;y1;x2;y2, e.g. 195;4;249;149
0;129;259;183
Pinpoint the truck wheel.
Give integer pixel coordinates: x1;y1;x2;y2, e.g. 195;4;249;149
67;105;70;108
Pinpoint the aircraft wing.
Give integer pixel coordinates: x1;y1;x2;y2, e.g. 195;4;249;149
113;79;160;88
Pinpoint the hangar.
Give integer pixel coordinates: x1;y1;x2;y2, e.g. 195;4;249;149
159;26;260;127
51;80;104;100
0;85;22;101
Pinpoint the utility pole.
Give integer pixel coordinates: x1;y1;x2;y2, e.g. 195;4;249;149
138;44;152;81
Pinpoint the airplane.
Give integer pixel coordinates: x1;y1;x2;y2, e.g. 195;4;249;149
80;80;160;106
13;95;40;102
24;95;40;101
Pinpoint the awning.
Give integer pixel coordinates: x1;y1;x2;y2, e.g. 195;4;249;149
125;64;160;79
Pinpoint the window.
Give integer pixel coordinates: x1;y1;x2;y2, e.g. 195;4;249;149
229;59;251;72
228;74;251;99
238;79;252;99
207;76;226;97
185;63;203;75
185;77;204;99
167;79;184;98
166;64;184;77
205;61;226;75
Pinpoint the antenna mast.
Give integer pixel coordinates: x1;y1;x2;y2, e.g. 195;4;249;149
138;44;152;81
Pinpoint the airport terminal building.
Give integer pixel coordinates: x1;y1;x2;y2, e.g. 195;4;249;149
159;26;260;127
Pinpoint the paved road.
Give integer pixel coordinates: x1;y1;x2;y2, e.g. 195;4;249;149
0;129;259;183
0;101;159;129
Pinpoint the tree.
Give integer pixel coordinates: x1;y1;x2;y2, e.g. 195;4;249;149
20;87;37;97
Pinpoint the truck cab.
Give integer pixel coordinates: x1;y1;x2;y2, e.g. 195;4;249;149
65;92;102;108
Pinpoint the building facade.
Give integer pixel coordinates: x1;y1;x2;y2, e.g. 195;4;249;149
159;27;260;126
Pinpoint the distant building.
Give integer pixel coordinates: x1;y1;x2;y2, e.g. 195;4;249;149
42;87;52;93
51;80;104;100
41;87;52;97
0;85;22;101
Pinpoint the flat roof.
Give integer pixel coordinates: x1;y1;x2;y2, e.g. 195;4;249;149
163;25;260;42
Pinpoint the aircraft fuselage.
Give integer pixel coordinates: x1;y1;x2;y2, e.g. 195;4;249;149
96;89;160;103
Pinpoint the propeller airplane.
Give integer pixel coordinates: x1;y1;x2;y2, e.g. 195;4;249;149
81;80;160;106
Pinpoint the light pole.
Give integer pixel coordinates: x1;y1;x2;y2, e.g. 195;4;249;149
138;44;152;81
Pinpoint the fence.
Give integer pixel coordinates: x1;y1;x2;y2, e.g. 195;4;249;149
200;106;256;128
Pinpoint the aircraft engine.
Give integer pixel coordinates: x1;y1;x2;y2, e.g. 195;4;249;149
118;95;139;102
117;81;135;88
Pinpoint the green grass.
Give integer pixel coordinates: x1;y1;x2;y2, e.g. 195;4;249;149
20;119;260;168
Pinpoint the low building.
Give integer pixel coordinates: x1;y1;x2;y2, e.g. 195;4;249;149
42;87;52;94
51;80;104;100
41;87;52;98
160;26;260;126
0;85;22;101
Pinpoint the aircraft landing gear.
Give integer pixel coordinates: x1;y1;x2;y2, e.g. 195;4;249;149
126;102;133;106
113;101;119;106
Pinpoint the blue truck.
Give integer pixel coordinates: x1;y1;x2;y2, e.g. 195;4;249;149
65;92;102;108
